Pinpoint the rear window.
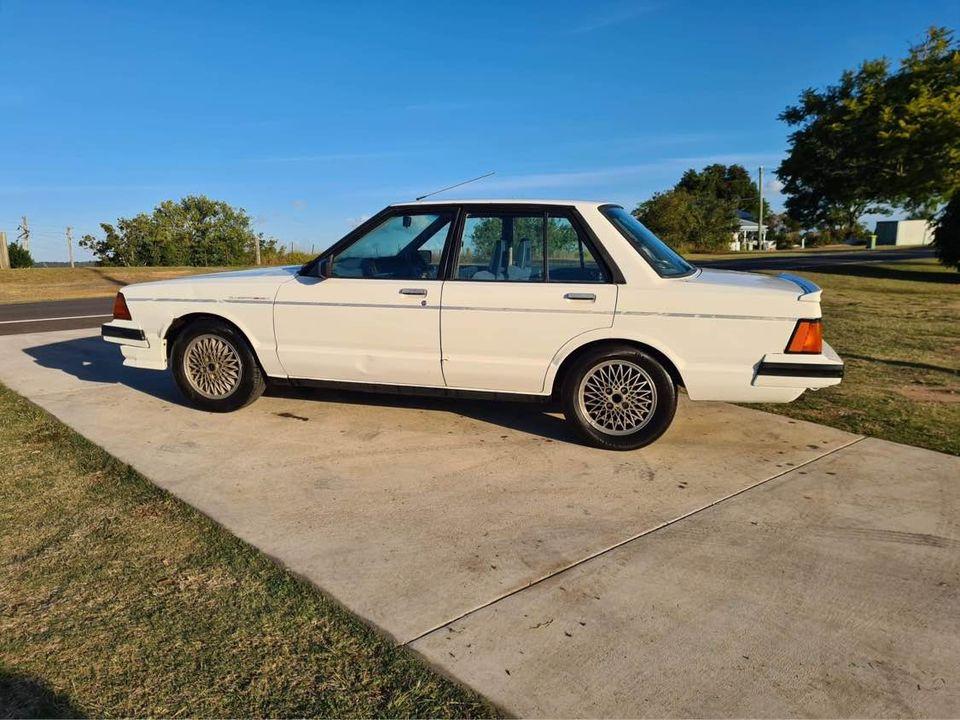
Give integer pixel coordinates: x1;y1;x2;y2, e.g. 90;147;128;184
600;206;695;278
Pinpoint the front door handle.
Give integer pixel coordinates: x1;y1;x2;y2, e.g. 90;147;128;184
399;288;428;296
564;292;596;301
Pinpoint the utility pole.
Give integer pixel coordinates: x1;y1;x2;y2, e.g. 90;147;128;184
66;226;75;268
0;231;9;269
757;166;764;252
254;234;261;265
18;216;30;252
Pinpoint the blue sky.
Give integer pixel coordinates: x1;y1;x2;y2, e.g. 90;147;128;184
2;0;957;261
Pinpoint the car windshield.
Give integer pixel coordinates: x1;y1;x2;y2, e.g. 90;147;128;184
600;206;695;278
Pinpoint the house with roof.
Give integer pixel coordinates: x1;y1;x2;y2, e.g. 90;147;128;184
729;210;772;251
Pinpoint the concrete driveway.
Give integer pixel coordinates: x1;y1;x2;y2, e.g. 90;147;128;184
1;328;958;717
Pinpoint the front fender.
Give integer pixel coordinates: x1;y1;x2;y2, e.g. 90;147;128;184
153;300;285;377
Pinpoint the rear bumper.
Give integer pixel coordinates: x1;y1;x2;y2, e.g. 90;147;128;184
101;322;167;370
752;341;844;389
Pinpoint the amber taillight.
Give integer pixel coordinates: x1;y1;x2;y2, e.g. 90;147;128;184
785;319;823;354
112;292;132;321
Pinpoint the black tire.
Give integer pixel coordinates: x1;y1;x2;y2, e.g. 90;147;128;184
171;319;265;412
562;344;677;450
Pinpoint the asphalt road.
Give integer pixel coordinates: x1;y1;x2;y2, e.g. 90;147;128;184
0;246;935;336
0;297;113;336
696;245;934;271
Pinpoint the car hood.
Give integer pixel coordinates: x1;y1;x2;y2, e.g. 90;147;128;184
122;265;301;300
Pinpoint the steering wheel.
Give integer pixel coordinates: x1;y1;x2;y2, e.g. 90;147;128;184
407;251;430;278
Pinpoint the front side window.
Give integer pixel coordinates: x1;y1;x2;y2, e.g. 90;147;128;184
330;211;453;280
601;205;695;278
457;213;545;281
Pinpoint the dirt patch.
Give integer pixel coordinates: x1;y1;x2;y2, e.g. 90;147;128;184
897;385;960;403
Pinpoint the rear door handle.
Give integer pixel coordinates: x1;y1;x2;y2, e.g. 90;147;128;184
399;288;428;296
564;292;596;301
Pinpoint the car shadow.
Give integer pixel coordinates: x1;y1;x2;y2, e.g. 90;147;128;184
23;335;186;405
22;335;577;444
0;669;84;718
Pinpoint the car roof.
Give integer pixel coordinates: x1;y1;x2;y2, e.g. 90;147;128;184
390;198;617;209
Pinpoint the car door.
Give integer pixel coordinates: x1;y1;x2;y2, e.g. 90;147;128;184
273;207;455;386
440;205;617;393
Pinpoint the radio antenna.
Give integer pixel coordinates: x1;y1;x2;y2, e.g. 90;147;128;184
415;171;495;201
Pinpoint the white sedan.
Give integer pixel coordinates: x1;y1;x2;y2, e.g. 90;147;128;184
101;200;843;450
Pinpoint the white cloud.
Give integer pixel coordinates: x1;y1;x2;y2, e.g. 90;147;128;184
567;2;658;34
472;152;783;193
253;151;406;163
404;101;477;112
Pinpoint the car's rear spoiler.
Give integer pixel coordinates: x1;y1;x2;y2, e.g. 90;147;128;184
779;273;822;303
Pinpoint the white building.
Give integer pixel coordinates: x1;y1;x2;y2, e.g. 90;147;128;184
874;219;934;246
730;217;772;252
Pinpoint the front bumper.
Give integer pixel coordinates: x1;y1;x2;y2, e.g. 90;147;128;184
752;340;844;389
101;321;167;370
101;324;146;342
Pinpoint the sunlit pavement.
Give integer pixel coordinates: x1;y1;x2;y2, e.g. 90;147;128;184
2;328;958;717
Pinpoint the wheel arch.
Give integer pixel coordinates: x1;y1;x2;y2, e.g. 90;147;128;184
548;336;686;399
164;312;262;367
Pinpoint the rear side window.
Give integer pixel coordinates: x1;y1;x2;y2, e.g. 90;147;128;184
546;216;606;283
455;209;609;283
457;213;545;281
601;206;695;278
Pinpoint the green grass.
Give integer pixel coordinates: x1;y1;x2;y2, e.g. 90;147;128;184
0;384;495;718
752;258;960;456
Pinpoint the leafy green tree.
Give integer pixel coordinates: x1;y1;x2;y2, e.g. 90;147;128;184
80;195;278;266
465;216;576;263
933;194;960;269
875;27;960;215
634;188;738;253
777;57;886;236
778;27;960;245
8;243;34;268
677;164;771;221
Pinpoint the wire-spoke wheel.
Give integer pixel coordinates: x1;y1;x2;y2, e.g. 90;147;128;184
577;360;657;435
562;345;678;450
171;319;265;412
183;334;243;399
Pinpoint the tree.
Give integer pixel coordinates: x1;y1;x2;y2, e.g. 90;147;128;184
875;27;960;215
465;216;577;263
933;194;960;269
778;27;960;246
677;164;771;221
634;188;738;253
8;243;34;268
80;195;279;266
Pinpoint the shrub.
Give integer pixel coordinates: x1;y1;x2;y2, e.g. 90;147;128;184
8;243;34;268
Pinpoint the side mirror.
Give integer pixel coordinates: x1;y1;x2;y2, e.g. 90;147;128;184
316;258;331;278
